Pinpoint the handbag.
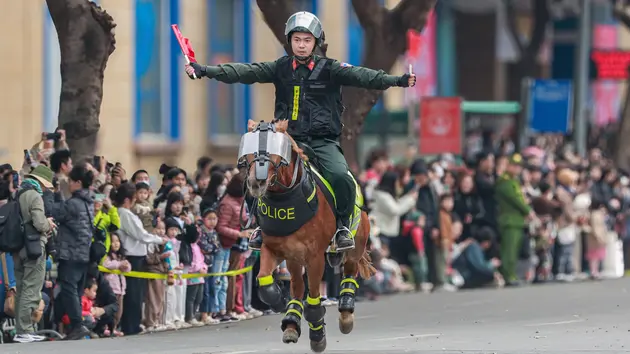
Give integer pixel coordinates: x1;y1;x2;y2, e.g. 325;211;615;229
1;252;15;317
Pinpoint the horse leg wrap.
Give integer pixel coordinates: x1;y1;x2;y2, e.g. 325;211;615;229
338;276;359;313
281;299;304;337
257;276;287;313
304;296;326;342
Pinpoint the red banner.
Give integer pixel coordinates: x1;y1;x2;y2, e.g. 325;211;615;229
419;97;463;155
171;24;197;63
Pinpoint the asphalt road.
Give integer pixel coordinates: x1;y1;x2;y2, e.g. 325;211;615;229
5;279;630;354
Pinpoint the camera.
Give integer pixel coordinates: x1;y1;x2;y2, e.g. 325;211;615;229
45;132;62;141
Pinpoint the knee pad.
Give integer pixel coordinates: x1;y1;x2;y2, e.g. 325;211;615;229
257;276;286;313
304;297;326;324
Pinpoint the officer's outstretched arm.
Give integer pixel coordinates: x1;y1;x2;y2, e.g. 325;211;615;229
330;60;402;90
196;61;276;84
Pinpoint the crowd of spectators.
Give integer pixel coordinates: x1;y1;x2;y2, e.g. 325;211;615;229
0;129;627;344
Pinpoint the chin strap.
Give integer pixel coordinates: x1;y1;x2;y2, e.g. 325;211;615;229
294;52;314;62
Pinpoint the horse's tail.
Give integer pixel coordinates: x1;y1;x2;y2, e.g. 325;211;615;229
357;251;377;280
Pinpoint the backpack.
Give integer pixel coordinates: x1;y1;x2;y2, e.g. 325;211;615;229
0;191;26;253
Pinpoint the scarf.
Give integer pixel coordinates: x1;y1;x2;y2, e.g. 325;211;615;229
21;178;43;195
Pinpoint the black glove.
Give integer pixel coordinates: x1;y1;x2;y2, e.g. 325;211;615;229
397;73;411;87
185;62;206;79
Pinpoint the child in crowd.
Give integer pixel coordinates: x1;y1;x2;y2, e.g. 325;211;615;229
185;229;208;326
132;182;154;232
436;194;456;290
584;200;608;279
61;278;99;335
102;233;131;336
198;208;220;325
144;221;169;331
93;193;121;255
402;210;429;291
164;217;189;329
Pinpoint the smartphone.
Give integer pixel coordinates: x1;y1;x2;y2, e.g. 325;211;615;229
45;132;62;141
24;149;32;165
181;186;189;195
12;172;19;188
183;206;190;214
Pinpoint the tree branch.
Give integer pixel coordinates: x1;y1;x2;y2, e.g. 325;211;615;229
613;0;630;29
526;0;549;57
390;0;436;33
350;0;385;29
504;0;525;54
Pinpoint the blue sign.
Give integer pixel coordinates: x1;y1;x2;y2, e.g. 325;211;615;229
528;79;573;133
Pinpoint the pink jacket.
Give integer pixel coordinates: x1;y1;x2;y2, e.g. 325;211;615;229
186;242;207;285
216;195;246;248
103;255;130;295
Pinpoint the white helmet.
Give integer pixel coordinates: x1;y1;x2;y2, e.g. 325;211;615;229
284;11;323;45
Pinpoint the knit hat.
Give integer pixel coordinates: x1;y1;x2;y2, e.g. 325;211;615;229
165;217;182;232
25;165;54;189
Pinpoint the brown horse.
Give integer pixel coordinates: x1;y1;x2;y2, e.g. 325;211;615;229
238;119;374;352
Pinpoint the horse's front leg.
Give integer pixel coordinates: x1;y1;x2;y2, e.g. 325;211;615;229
305;255;327;353
281;260;305;344
256;244;285;312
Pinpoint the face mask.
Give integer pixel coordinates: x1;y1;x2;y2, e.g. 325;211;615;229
217;185;227;197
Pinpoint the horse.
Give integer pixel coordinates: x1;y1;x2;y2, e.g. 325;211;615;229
238;119;375;353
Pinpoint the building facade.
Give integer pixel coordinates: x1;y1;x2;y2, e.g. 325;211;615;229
1;0;409;176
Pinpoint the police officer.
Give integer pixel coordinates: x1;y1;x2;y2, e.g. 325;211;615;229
185;11;416;252
494;153;535;286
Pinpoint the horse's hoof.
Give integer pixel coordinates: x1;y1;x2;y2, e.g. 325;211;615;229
282;328;300;344
310;337;327;352
338;311;354;334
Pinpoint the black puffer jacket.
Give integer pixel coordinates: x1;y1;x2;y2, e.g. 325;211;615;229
47;189;94;263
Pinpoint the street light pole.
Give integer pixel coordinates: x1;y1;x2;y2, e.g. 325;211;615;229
574;0;592;157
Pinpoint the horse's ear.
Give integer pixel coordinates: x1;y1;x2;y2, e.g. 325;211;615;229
247;120;257;132
274;120;288;133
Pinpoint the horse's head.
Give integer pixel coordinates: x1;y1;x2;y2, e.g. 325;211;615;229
238;120;293;198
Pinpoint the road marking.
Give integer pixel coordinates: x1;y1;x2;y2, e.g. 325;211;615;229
355;315;378;320
220;351;258;354
369;333;441;341
524;319;585;327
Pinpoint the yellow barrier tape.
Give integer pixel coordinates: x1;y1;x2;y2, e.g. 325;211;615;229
98;265;253;280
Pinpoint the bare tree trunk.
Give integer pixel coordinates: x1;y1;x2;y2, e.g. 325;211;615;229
45;0;116;162
257;0;435;166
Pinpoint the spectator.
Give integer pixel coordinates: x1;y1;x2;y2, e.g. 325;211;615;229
49;149;73;200
584;200;608;279
112;182;166;335
143;221;168;332
217;173;251;321
101;233;130;336
200;171;227;213
47;164;95;340
370;170;417;254
93;193;120;255
555;168;579;281
453;171;485;241
12;165;55;343
451;227;502;289
0;252;16;319
198;208;220;324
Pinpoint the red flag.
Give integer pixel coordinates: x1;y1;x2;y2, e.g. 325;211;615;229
407;30;423;59
171;24;197;63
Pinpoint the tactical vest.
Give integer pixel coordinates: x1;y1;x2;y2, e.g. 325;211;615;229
273;56;344;140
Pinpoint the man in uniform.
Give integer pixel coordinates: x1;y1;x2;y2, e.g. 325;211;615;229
185;11;416;252
494;153;535;286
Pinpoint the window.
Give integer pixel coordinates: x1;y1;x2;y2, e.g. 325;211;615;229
208;0;250;140
134;0;180;141
347;0;384;112
43;7;61;133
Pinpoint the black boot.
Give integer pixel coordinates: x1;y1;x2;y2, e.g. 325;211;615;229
334;219;355;252
248;227;263;250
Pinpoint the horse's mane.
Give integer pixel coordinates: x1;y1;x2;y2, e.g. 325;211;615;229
247;120;309;162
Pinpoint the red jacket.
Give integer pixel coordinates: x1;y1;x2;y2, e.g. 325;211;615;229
216;195;247;248
62;296;93;325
